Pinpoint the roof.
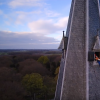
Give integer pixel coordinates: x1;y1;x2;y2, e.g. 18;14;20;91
58;37;64;49
58;37;68;50
93;35;100;51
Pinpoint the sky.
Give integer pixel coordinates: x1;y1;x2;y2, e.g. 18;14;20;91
0;0;72;49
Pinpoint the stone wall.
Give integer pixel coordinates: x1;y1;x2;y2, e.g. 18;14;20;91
89;0;100;99
55;0;100;100
66;0;74;37
54;58;65;100
54;0;74;99
61;0;87;99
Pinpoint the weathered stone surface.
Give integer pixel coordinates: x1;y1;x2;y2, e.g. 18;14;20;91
93;36;100;51
54;0;74;99
55;0;100;100
58;37;68;50
54;58;65;100
66;0;74;37
89;0;100;100
61;0;86;100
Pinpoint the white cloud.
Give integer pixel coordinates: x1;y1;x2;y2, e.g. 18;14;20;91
55;17;69;28
14;11;42;25
28;17;69;35
15;14;26;25
0;9;3;15
42;42;59;44
14;9;60;25
17;14;25;19
14;32;34;35
16;11;42;15
28;19;55;34
44;9;60;17
0;30;59;49
15;20;22;25
9;0;45;8
5;21;10;25
0;3;3;5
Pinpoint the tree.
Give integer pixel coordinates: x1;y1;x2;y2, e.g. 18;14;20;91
0;67;24;100
37;56;49;64
0;56;12;68
43;76;56;99
22;73;43;100
55;67;60;81
50;62;57;76
18;59;50;76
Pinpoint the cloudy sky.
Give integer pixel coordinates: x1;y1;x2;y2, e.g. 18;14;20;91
0;0;71;49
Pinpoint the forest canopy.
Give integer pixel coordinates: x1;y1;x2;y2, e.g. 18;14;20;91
0;50;61;100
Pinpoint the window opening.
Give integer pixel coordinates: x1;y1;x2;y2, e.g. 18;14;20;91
95;52;100;58
95;52;100;65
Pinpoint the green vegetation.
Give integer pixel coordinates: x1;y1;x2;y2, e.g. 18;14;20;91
37;56;49;64
43;76;56;99
22;73;43;100
0;52;8;55
0;50;61;100
55;67;60;81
